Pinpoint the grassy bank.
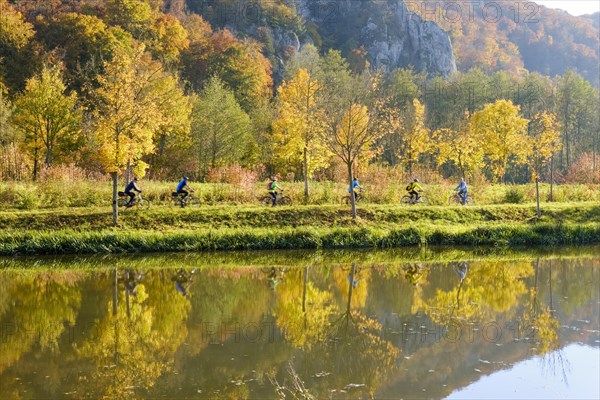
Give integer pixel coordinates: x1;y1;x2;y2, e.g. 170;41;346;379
1;203;599;255
0;223;598;256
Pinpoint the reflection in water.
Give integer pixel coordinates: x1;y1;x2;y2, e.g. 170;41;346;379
172;268;196;297
0;254;598;399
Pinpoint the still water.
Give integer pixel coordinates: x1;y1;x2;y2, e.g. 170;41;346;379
0;249;598;399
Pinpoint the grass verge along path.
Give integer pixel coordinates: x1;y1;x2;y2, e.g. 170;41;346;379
1;203;598;255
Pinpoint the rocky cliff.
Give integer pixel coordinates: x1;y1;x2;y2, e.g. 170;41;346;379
296;0;456;76
184;0;457;78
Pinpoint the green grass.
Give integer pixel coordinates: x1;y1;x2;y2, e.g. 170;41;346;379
1;202;598;255
1;202;598;230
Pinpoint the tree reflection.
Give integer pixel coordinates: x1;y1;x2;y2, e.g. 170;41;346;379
424;260;534;325
77;268;190;398
521;259;560;356
0;271;82;375
276;264;399;398
274;266;336;349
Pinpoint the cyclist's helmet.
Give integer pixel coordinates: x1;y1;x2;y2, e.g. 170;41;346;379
414;178;419;182
271;176;277;181
183;176;189;180
133;177;138;181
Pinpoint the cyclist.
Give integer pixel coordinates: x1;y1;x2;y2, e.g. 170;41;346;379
172;269;195;297
348;177;364;201
175;176;194;206
406;178;423;204
268;176;283;207
454;177;468;205
123;269;142;295
124;177;142;207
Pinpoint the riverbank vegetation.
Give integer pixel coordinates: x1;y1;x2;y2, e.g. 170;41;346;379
1;202;598;255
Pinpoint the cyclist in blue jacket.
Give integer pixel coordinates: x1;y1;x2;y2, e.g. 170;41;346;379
124;177;142;207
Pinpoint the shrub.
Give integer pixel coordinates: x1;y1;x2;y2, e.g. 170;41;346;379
565;152;600;184
15;186;42;209
503;187;526;204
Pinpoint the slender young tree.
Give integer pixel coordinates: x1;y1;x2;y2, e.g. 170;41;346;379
92;45;176;224
528;112;562;217
273;69;329;201
322;103;377;219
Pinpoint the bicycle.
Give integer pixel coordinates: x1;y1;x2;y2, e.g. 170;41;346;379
117;192;150;209
341;189;365;205
448;192;475;206
171;191;195;208
259;191;292;206
400;193;429;206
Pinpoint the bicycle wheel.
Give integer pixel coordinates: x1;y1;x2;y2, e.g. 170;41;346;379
259;195;272;206
400;195;412;206
416;196;429;206
183;196;194;207
117;197;128;207
448;194;459;206
467;195;475;206
342;195;352;205
138;199;150;209
278;196;292;206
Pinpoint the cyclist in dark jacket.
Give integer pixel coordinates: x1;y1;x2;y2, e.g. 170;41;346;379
124;177;142;207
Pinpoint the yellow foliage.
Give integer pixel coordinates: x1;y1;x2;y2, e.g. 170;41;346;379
272;69;330;178
528;112;562;181
92;45;176;174
469;99;529;182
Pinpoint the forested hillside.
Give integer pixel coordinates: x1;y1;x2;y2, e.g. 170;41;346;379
0;0;598;190
411;0;599;86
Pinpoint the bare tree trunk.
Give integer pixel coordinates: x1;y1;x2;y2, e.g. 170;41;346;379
549;155;554;202
111;172;119;225
44;146;52;169
346;263;355;314
347;161;356;219
303;147;309;201
112;268;118;316
535;178;541;219
302;266;308;313
32;146;38;181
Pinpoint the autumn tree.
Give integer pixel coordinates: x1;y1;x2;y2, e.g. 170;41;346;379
34;13;129;95
273;69;329;200
0;84;25;179
322;103;375;218
92;45;179;224
469;99;529;182
191;76;252;177
396;98;431;174
104;0;155;40
0;0;37;92
181;27;272;112
12;64;82;179
527;112;561;217
555;70;598;171
432;111;483;178
146;13;189;65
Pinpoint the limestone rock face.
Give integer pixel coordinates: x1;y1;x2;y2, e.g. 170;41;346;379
297;0;457;77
